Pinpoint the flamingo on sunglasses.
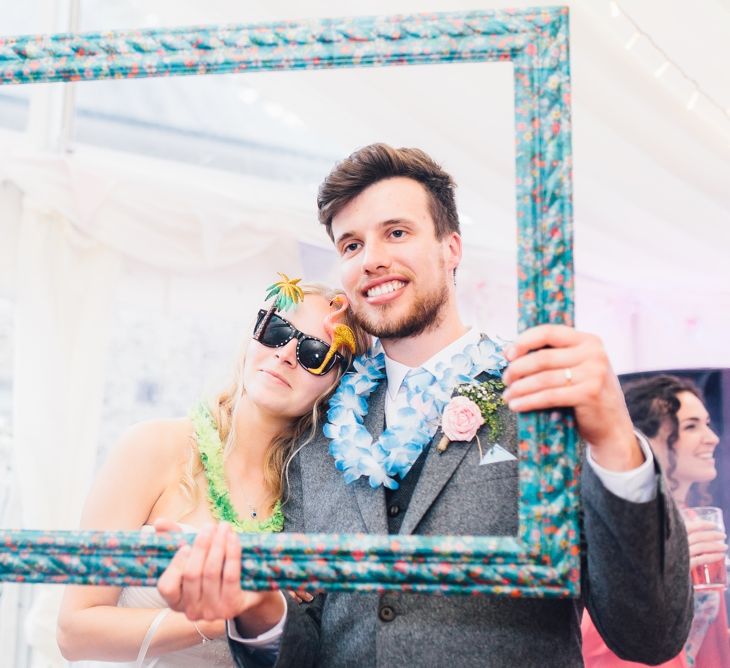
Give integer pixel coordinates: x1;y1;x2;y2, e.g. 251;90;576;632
308;295;357;375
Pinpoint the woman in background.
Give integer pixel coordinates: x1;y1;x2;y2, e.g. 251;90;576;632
56;280;369;667
582;374;728;668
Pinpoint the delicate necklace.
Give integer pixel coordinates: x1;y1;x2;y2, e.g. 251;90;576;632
324;337;507;490
190;404;284;533
244;493;270;519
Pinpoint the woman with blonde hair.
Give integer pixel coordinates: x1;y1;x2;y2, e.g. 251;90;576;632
57;279;369;666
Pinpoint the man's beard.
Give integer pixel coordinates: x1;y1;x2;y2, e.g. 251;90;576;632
352;281;448;340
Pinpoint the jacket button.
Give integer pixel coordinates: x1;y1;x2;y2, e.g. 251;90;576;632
388;504;401;517
378;605;396;622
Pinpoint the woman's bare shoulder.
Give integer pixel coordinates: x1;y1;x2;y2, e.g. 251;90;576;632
108;417;196;471
80;418;198;530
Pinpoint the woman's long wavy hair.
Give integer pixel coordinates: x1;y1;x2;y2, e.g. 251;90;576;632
623;374;711;505
179;283;371;516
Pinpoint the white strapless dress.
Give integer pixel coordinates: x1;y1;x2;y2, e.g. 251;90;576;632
70;526;233;668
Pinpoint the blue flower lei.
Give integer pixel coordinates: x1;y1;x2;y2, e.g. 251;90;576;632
323;337;508;489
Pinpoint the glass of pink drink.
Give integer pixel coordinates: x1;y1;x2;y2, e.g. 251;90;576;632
683;506;727;591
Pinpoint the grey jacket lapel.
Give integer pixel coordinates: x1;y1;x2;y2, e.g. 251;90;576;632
398;365;505;536
398;428;474;535
352;381;388;534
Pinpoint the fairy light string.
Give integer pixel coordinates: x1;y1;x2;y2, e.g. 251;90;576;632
609;1;730;123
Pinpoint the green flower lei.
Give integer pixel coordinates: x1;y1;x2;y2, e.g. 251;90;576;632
454;378;506;442
190;404;284;534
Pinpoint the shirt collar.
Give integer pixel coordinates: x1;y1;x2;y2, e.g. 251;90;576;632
383;328;482;401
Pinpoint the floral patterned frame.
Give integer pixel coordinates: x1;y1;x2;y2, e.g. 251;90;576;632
0;6;579;597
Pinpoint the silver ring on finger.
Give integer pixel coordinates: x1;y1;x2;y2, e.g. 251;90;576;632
563;368;573;385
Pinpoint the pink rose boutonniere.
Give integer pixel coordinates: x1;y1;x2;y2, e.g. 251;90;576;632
437;379;505;454
441;396;484;442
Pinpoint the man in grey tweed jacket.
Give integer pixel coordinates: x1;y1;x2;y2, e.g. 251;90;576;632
159;144;692;667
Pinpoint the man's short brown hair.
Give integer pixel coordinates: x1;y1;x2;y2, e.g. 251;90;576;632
317;143;460;241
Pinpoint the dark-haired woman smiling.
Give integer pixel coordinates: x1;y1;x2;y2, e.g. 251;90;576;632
582;375;728;668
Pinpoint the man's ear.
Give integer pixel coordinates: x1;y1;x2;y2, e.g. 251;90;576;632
444;232;462;273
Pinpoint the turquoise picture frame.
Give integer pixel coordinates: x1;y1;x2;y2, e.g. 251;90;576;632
0;6;579;597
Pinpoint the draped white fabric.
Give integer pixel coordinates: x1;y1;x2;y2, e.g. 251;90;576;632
2;149;317;270
13;202;120;529
8;198;120;666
